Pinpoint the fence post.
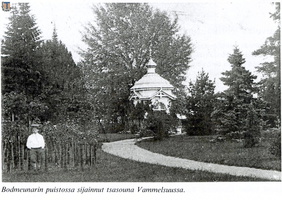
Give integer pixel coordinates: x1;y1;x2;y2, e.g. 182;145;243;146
66;143;70;166
76;143;80;167
20;143;24;171
44;147;48;172
16;134;20;170
93;143;97;165
72;141;75;167
72;139;75;168
54;143;58;166
7;143;10;172
74;142;77;167
63;144;67;171
11;142;15;170
60;144;63;168
27;149;31;171
84;143;87;169
61;144;64;169
80;144;83;171
89;144;92;167
2;140;6;171
23;145;27;170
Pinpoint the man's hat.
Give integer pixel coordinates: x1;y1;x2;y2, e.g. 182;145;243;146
31;123;40;127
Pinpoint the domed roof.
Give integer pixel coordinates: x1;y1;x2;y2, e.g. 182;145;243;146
131;58;174;91
131;72;174;90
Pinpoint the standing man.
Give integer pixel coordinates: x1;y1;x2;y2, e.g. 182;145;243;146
26;123;45;171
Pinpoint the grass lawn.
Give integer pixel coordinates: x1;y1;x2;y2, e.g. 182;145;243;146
2;149;269;182
137;135;281;171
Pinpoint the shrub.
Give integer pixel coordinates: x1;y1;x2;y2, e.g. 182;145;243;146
144;111;177;140
242;104;262;148
2;121;29;141
105;122;124;133
138;129;155;137
243;131;257;148
226;131;244;140
269;129;281;157
130;124;138;134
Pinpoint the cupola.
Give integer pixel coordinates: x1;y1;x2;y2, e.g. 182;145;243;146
129;58;176;113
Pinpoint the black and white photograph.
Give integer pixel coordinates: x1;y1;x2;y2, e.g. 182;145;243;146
0;0;281;199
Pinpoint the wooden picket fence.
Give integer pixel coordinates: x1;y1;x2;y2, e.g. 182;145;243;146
2;133;98;173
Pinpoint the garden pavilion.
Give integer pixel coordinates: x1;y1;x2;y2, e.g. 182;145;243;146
129;58;176;113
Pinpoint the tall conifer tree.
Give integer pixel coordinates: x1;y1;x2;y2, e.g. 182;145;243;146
38;27;85;123
185;70;216;135
215;47;259;140
253;3;280;126
2;3;42;96
1;3;45;122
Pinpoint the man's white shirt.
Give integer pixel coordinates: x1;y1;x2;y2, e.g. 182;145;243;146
26;133;45;149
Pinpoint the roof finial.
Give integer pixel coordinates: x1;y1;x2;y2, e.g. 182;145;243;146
147;45;156;67
147;58;157;67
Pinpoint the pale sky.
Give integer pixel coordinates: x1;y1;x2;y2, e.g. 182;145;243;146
0;0;278;92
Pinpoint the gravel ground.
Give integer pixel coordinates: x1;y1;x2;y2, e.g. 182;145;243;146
102;138;281;181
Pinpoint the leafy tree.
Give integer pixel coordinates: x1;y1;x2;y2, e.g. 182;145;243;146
2;92;28;122
253;3;280;126
184;70;216;135
214;47;261;144
81;3;193;132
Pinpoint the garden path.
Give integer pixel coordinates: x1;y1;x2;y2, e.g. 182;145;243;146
102;138;281;181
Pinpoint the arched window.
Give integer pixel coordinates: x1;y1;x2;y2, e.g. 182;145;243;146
152;100;166;111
